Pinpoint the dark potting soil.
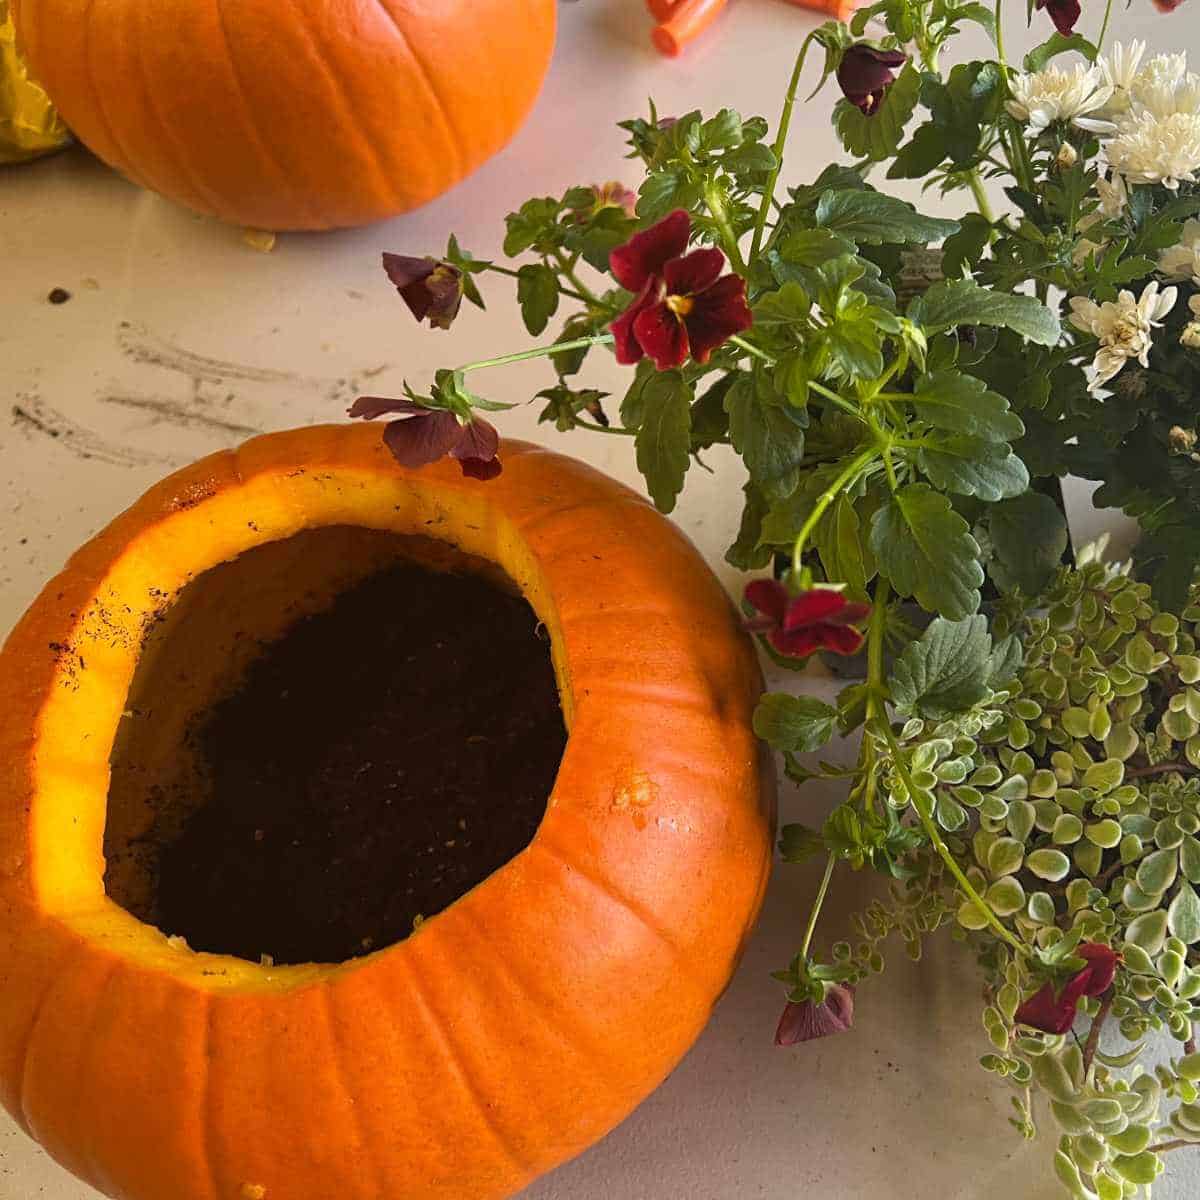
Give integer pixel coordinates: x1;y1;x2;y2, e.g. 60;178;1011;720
154;562;566;966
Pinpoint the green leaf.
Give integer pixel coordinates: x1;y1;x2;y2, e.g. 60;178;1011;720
908;279;1061;347
911;369;1024;442
1023;32;1098;73
1112;1152;1163;1187
834;62;921;162
634;371;693;513
725;375;808;501
815;494;876;596
815;190;959;246
986;492;1069;597
941;213;993;279
889;615;998;719
1169;883;1200;944
1027;848;1071;882
503;196;563;257
779;823;825;864
1126;910;1169;956
869;484;983;620
887;123;949;180
690;375;734;451
619;359;657;430
516;263;560;335
754;693;839;753
700;107;744;150
918;436;1029;502
779;228;859;269
726;485;773;570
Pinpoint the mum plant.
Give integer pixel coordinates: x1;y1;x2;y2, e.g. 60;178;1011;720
354;0;1200;1193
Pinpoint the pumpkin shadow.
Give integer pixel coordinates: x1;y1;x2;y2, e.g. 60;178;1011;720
520;764;1061;1199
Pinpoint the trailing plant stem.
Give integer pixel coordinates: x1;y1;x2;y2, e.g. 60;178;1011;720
1083;993;1113;1074
790;447;879;575
704;183;748;275
459;334;614;375
879;720;1025;956
750;35;815;263
801;855;837;960
967;171;995;223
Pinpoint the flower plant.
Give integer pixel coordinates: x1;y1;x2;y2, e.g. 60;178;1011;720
352;0;1200;1192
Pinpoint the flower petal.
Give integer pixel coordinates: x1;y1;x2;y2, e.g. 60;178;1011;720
381;411;462;469
609;209;692;291
664;247;726;297
1037;0;1081;36
836;46;906;112
458;456;503;481
610;279;661;365
448;416;500;465
633;301;690;371
781;588;850;632
349;395;429;420
817;624;867;657
768;627;825;659
744;578;790;624
1074;943;1120;997
1015;981;1079;1035
775;985;855;1045
684;273;753;364
382;253;437;321
826;601;873;627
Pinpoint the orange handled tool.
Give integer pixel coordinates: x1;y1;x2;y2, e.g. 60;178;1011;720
647;0;863;56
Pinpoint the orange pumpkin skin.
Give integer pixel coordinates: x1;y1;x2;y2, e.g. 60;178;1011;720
0;428;773;1200
12;0;557;230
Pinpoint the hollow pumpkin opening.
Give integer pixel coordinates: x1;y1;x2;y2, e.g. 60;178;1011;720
104;525;567;967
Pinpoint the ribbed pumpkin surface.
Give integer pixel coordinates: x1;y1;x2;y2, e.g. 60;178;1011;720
0;427;773;1200
13;0;557;229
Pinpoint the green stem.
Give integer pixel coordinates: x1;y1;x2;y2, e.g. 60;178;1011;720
800;855;837;960
749;34;816;263
790;446;879;575
994;0;1007;69
878;720;1025;955
573;419;636;436
862;579;892;813
728;335;774;366
1096;0;1115;53
808;377;869;422
966;170;995;223
704;182;748;275
459;334;614;374
552;251;602;306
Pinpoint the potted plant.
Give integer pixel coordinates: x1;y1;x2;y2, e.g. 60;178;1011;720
0;428;772;1200
345;0;1200;1192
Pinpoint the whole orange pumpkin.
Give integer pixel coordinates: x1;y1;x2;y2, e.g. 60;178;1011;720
12;0;557;229
0;426;773;1200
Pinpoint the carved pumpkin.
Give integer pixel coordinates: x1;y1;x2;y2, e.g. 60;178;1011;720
12;0;557;229
0;427;773;1200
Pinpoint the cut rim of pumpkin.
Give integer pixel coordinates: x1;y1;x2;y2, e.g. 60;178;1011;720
104;525;566;968
31;458;576;992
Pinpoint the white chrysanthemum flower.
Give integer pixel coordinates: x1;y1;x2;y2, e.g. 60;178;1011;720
1069;281;1178;392
1137;73;1200;120
1159;219;1200;285
1106;111;1200;190
1006;64;1114;134
1184;295;1200;350
1098;40;1147;116
1074;173;1128;264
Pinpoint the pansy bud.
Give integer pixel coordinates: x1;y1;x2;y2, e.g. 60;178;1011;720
382;253;465;330
836;45;907;116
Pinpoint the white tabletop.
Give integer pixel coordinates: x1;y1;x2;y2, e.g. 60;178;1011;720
1;2;1194;1197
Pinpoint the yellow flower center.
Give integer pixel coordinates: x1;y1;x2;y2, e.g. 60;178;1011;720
666;293;694;318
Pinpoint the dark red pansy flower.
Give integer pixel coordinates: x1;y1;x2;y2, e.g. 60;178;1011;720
1015;943;1121;1035
743;579;871;659
1035;0;1081;34
349;396;501;480
775;985;856;1045
836;45;907;115
382;253;465;330
609;210;752;370
1153;0;1186;10
610;208;692;293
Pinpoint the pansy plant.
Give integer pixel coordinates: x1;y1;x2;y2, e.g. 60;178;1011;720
350;0;1200;1192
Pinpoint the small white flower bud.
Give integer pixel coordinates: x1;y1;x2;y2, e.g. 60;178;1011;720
1183;322;1200;350
1056;143;1079;170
